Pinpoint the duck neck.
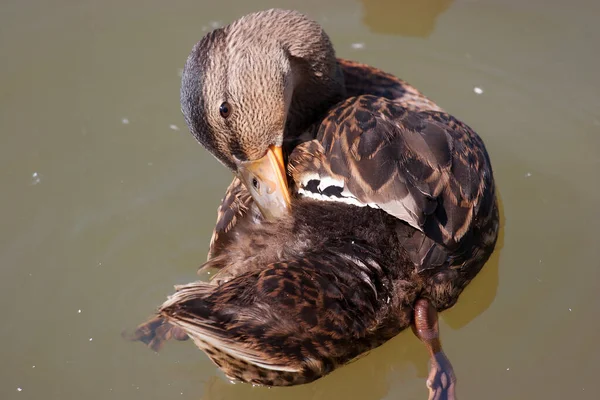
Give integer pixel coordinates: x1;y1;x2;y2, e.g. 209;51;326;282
285;55;346;141
261;11;346;145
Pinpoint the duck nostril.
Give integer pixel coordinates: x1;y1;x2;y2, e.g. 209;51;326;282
252;177;260;190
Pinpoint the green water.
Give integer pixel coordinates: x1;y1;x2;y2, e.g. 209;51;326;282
1;0;599;399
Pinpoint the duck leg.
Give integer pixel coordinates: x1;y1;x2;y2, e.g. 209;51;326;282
412;298;456;400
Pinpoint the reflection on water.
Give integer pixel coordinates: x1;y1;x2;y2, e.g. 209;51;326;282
359;0;453;37
1;0;600;399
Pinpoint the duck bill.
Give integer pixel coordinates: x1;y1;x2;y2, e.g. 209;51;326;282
236;145;291;221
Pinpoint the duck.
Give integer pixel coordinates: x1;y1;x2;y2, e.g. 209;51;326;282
129;9;499;399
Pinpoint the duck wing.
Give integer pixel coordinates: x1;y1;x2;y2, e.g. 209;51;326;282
288;95;494;257
337;58;443;112
207;177;260;261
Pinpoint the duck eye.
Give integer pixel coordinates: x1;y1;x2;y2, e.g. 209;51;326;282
219;102;232;118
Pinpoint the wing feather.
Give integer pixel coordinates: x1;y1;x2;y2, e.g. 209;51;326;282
289;95;494;249
207;177;259;261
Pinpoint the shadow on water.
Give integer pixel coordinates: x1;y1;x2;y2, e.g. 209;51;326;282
359;0;454;37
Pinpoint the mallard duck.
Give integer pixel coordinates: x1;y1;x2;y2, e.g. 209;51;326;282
129;9;499;399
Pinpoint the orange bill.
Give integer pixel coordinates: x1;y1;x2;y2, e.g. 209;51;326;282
236;145;291;220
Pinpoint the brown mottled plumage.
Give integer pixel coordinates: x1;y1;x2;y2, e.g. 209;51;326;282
129;9;499;399
207;58;446;262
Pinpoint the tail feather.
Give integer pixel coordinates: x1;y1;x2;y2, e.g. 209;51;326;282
125;281;215;352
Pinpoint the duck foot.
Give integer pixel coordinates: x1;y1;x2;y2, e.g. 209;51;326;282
412;298;457;400
425;350;456;400
123;316;189;352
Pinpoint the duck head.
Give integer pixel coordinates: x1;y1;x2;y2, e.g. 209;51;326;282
180;9;345;220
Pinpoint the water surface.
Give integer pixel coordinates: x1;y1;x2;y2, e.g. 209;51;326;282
1;0;599;399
